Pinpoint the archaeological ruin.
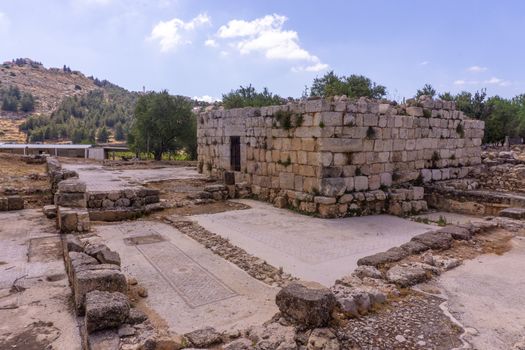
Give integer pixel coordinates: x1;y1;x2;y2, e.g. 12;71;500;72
197;96;485;217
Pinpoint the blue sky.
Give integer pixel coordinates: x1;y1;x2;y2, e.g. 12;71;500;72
1;0;524;101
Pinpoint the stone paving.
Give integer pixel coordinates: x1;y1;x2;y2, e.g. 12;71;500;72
192;199;435;286
0;210;80;349
62;163;203;191
94;220;278;334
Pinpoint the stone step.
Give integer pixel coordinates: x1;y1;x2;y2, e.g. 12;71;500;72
499;207;525;220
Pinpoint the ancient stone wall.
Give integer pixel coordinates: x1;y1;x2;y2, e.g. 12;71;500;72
197;96;484;217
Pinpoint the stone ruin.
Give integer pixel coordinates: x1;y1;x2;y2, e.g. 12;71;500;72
197;95;485;217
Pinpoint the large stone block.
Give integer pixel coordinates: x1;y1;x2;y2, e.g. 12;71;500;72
276;280;336;328
0;197;7;211
58;207;90;233
58;178;87;193
6;196;24;211
73;268;127;314
85;291;130;333
319;178;346;197
55;192;87;208
318;138;363;152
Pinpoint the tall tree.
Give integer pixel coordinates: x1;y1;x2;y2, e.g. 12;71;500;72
129;91;196;160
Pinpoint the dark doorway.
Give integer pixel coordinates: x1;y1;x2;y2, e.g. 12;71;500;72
230;136;241;171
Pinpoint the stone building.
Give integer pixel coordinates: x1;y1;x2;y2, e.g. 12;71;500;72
197;96;484;217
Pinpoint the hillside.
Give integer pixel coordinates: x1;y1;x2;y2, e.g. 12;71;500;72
0;58;138;143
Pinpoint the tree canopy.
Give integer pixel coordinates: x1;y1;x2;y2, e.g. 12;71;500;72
129;91;196;160
309;71;387;99
222;85;284;109
415;84;436;98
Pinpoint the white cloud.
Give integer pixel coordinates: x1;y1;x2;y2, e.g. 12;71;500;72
149;13;210;52
419;61;430;66
204;38;218;47
193;95;220;103
454;77;510;87
0;12;10;34
467;65;488;73
215;14;328;72
72;0;113;7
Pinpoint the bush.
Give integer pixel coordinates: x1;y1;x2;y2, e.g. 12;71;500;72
222;85;284;109
310;71;387;99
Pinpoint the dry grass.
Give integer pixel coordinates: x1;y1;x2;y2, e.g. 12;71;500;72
0;119;26;143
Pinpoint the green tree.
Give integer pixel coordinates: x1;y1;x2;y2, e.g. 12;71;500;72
309;71;387;98
114;122;126;141
97;126;109;143
438;92;454;101
222;85;284;109
20;93;35;112
416;84;436;98
1;96;18;112
129;91;196;160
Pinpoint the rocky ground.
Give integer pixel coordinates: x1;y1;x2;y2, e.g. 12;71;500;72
478;145;525;193
0;153;51;207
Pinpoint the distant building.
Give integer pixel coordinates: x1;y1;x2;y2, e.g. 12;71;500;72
0;143;129;160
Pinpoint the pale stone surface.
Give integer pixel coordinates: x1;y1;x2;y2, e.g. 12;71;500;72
193;199;434;286
94;220;278;334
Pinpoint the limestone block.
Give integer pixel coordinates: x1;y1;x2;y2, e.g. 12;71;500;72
279;172;295;190
368;175;380;190
58;179;86;193
314;196;336;205
319;178;346;197
7;196;24;211
318;204;340;218
339;193;354;204
85;291;130;333
320;111;343;126
354;176;368;191
318;138;363;153
344;177;355;192
380;172;392;187
0;197;7;211
73;269;127;314
275;282;336;328
406;106;424;117
55;192;87;208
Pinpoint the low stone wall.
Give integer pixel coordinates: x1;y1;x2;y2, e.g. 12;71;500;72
46;157;78;197
0;195;24;211
86;189;159;209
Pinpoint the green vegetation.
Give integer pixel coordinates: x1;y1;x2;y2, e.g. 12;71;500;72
20;83;138;143
0;85;35;113
415;83;437;98
309;71;387;98
222;85;284;109
128;91;197;161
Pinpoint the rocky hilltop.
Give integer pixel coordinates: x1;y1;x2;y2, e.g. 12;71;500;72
0;58;99;117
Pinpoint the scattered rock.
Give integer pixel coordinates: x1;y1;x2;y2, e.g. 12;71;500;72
307;328;340;350
499;207;525;220
411;231;453;250
437;226;472;240
400;240;429;254
353;265;382;279
118;324;135;337
184;327;222;348
127;308;148;324
137;286;148;298
42;204;57;219
386;264;429;287
356;247;408;267
247;322;296;349
276;280;336;327
83;329;120;350
223;338;254;350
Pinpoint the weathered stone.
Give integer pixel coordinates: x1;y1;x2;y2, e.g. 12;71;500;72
83;329;119;350
58;178;86;193
184;327;222;348
7;196;24;211
73;268;127;313
411;231;453;250
64;234;84;253
386;264;429;287
499;207;525;220
400;241;429;254
85;291;130;333
127;308;148;324
406;107;424;117
319;178;346;197
223;338;254;350
0;197;7;211
276;280;336;327
85;244;121;266
43;204;57;218
66;251;98;282
247;322;296;350
55;192;87;208
307;328;340;350
353;265;382;279
356;247;408;267
437;226;472;240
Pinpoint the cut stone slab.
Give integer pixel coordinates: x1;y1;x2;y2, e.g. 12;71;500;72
66;251;98;281
356;246;408;267
275;280;336;327
85;290;130;333
58;178;87;193
64;234;84;253
400;240;429;254
499;207;525;220
58;207;90;233
73;268;127;314
85;244;121;266
55;192;87;208
411;231;453;250
437;226;472;241
184;327;222;348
